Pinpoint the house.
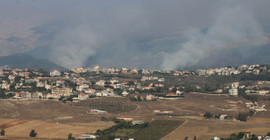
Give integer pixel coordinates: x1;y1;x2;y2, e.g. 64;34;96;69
106;88;114;96
87;109;107;114
213;136;220;140
8;75;16;81
259;90;269;95
244;131;252;139
176;90;183;96
96;91;109;97
114;84;123;89
36;82;44;87
143;86;153;90
45;84;52;90
129;68;138;74
18;72;30;77
121;68;128;74
142;69;151;74
51;88;73;98
85;88;96;94
76;84;89;91
78;93;88;100
96;80;105;86
1;83;10;90
141;76;148;81
146;94;156;100
79;134;98;139
158;78;165;82
122;90;129;96
132;120;144;125
50;70;61;77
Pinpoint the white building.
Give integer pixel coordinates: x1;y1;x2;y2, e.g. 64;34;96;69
229;82;239;96
50;70;61;77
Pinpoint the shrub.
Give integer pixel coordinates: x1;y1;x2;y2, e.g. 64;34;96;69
29;129;37;137
0;129;5;136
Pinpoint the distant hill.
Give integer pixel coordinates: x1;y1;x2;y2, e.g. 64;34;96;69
0;54;66;70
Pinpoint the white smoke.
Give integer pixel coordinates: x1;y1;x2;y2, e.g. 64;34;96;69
49;25;101;68
48;3;148;69
161;6;264;70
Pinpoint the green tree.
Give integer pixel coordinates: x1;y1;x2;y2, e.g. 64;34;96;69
0;129;5;136
67;133;74;140
237;132;244;139
193;136;196;140
204;112;212;119
29;129;37;137
237;113;248;121
184;136;188;140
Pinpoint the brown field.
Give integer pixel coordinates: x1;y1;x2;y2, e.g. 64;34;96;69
0;93;270;139
0;119;114;140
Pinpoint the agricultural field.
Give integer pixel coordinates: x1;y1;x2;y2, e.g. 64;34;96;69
129;120;184;140
0;93;270;139
74;97;137;113
0;119;114;139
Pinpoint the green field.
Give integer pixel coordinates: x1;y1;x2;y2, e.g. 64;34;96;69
128;120;184;140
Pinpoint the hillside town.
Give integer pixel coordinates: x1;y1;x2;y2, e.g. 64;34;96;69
0;64;270;102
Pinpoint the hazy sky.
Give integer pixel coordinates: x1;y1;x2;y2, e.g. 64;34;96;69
1;0;270;69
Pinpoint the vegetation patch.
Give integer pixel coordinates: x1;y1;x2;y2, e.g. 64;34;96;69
128;120;184;140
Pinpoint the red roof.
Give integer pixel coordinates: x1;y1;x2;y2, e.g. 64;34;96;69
166;93;177;96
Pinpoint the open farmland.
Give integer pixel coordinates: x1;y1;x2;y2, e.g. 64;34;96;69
74;97;137;113
129;120;184;140
0;93;270;139
0;119;114;140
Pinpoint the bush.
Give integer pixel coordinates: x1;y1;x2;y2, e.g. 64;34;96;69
237;113;248;121
68;133;75;140
204;112;212;118
0;129;5;136
29;129;37;137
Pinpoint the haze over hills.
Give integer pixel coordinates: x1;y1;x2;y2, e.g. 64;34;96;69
0;1;270;70
0;54;66;70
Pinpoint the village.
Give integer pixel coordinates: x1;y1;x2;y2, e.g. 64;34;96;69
0;64;270;101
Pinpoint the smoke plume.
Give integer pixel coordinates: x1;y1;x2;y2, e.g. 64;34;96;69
161;6;264;70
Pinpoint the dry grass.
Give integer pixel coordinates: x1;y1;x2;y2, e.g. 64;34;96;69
0;93;270;139
1;119;114;139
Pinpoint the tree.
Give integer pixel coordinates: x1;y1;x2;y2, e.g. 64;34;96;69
184;136;188;140
193;136;196;140
237;113;248;121
68;133;74;140
59;96;65;101
204;112;212;119
29;129;37;137
237;132;244;139
0;129;5;136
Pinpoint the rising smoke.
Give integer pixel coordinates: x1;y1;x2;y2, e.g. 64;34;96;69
48;2;149;69
161;6;264;70
43;1;269;70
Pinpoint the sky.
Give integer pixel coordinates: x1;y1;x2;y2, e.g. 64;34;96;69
0;0;270;70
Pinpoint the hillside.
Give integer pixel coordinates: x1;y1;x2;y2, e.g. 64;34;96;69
0;54;66;70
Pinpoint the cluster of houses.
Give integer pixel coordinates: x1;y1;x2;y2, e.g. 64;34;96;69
197;64;268;76
0;64;270;101
213;132;270;140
